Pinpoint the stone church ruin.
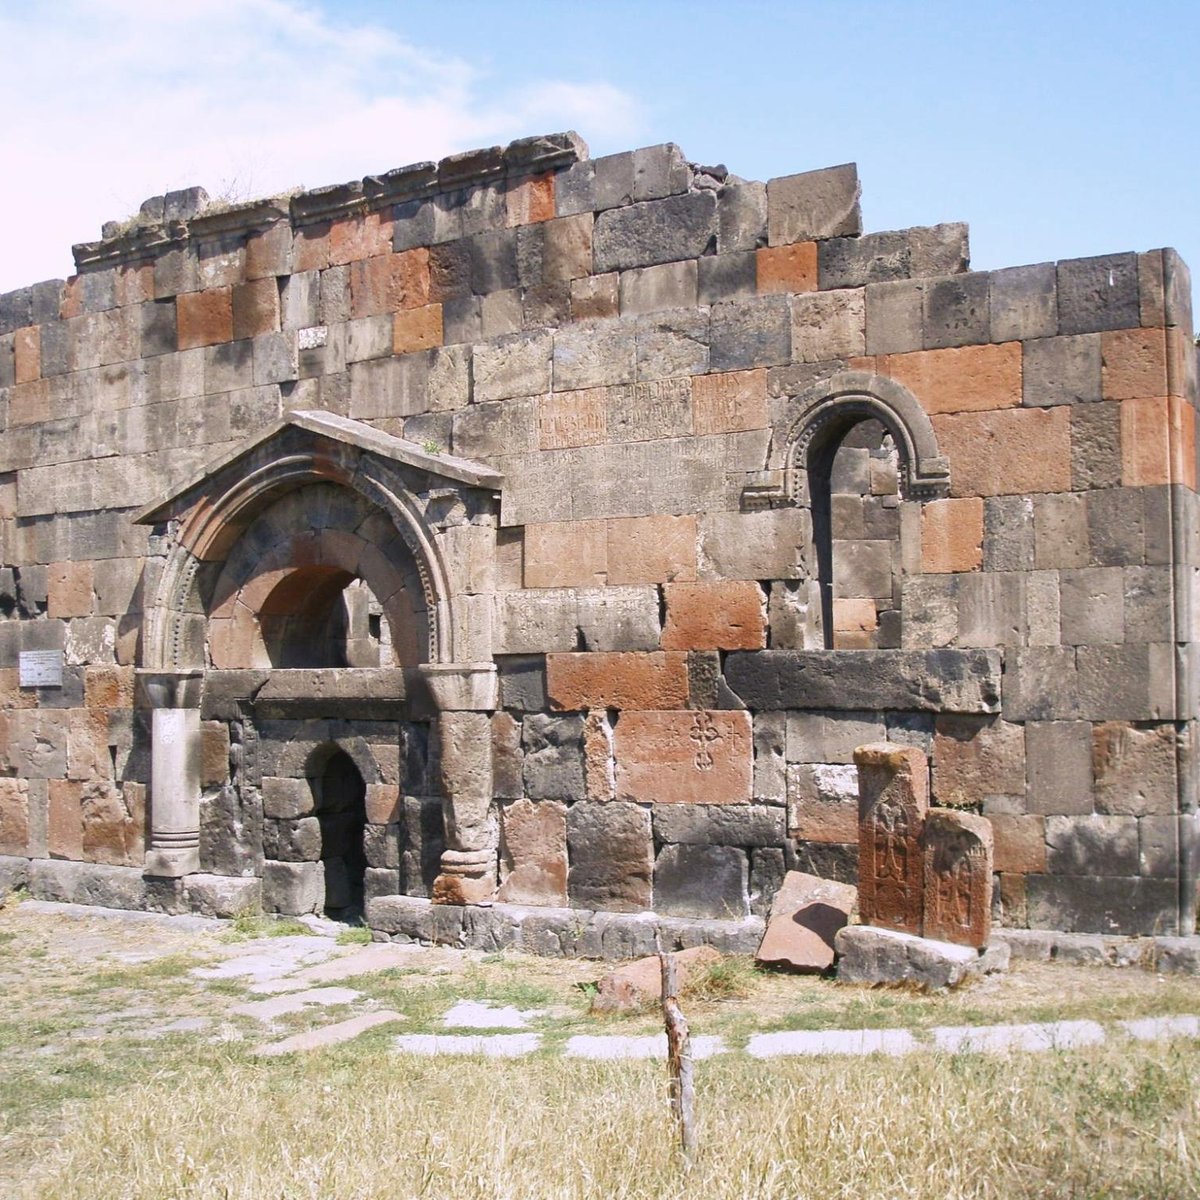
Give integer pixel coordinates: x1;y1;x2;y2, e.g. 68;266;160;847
0;130;1196;952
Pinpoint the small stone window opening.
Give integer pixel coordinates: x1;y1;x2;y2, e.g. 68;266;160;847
810;417;903;649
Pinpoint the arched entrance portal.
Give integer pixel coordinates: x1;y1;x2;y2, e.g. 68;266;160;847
311;748;368;920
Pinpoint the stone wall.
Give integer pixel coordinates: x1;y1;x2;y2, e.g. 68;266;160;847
0;130;1197;939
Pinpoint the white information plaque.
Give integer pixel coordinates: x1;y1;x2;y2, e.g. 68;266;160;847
18;650;64;688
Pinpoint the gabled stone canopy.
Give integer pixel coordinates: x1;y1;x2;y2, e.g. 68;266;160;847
133;409;502;527
136;411;503;673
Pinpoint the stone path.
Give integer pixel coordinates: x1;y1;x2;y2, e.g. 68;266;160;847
10;900;1200;1062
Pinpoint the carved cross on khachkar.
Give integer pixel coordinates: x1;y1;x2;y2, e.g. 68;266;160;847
923;810;994;947
853;742;993;949
855;743;928;937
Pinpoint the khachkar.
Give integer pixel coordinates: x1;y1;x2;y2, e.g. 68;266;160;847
853;742;993;948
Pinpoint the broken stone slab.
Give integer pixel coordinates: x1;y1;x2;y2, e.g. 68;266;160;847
755;871;857;972
255;1010;405;1057
590;945;722;1014
231;986;362;1022
834;924;1010;990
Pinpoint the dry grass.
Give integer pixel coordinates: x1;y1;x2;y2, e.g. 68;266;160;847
2;904;1199;1198
8;1038;1198;1199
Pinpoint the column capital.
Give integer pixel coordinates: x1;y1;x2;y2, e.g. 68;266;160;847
418;662;497;712
137;669;203;709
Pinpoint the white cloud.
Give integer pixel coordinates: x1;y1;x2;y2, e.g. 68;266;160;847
0;0;642;292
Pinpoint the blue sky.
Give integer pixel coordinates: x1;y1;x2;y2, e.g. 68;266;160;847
1;0;1197;308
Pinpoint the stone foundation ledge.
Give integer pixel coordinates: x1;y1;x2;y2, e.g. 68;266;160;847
0;856;261;920
993;928;1200;974
366;894;765;961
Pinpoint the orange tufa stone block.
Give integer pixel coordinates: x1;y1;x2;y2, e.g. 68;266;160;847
523;520;608;588
329;211;393;267
293;222;331;272
538;388;607;449
756;242;818;294
47;561;94;619
615;709;752;805
47;778;84;859
13;325;41;383
1101;327;1167;400
881;342;1022;415
176;287;233;350
661;580;766;651
393;303;443;354
546;651;689;712
231;277;281;340
506;172;556;226
988;813;1046;874
350;248;431;318
921;496;984;573
0;778;29;855
1120;395;1196;489
691;369;769;436
932;405;1071;497
606;514;697;584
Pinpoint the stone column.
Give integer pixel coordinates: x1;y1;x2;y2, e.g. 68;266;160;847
419;663;499;905
140;671;203;878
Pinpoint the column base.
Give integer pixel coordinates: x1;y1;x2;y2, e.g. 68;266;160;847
144;847;200;878
431;846;496;905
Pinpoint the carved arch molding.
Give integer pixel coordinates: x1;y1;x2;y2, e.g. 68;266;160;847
134;410;503;674
744;371;951;509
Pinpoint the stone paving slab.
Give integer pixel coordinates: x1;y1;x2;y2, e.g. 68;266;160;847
563;1033;727;1060
192;938;346;984
251;943;432;993
255;1011;405;1057
746;1028;918;1058
443;999;547;1029
231;986;362;1021
393;1033;543;1057
932;1020;1106;1054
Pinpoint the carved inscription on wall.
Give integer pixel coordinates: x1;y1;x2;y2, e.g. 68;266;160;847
606;379;692;443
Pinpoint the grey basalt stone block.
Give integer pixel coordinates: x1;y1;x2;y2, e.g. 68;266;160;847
718;180;767;253
1057;252;1141;334
698;252;757;305
820;224;968;290
1046;815;1140;876
522;713;585;802
922;271;990;349
0;286;33;334
990;262;1057;342
835;924;1006;989
184;873;262;918
1023;334;1101;406
653;844;749;919
631;144;691;202
651;804;785;848
262;860;324;915
724;649;1002;714
767;163;861;245
29;860;147;910
709;294;791;371
566;801;652;912
593;192;717;273
1026;874;1178;936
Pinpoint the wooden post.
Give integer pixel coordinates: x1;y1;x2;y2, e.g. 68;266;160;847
658;940;697;1160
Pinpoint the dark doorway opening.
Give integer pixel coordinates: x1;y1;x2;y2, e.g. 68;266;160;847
313;748;368;920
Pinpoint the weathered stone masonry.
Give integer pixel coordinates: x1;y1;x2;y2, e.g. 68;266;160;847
0;130;1197;944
